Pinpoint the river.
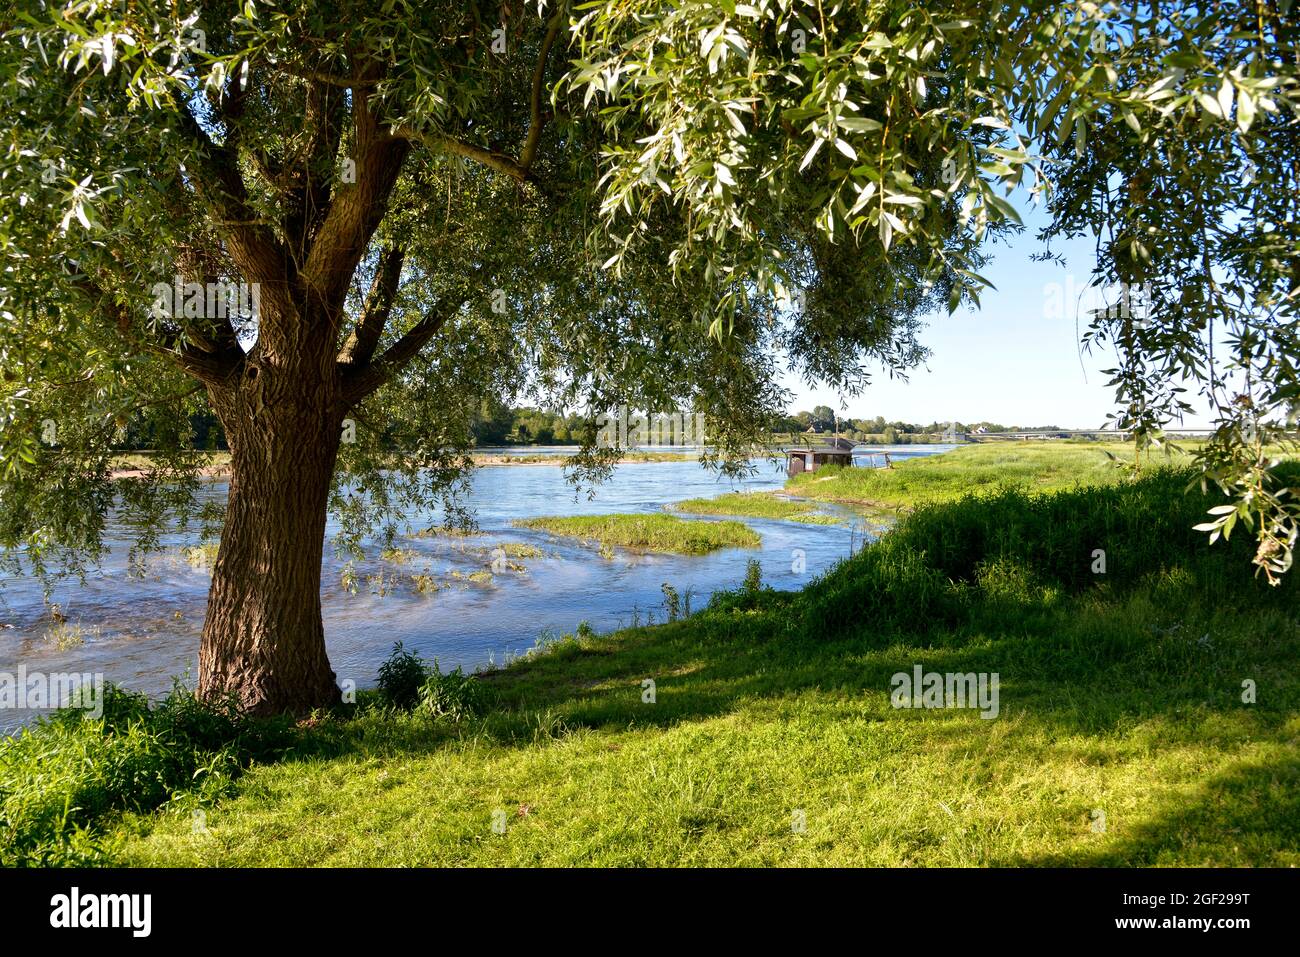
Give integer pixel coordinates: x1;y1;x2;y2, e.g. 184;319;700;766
0;445;953;730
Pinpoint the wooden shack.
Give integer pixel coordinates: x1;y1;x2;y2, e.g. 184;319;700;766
785;437;856;477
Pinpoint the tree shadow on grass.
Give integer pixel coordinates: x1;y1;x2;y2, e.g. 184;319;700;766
293;585;1298;769
1009;749;1300;866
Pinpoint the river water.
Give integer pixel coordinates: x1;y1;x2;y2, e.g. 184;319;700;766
0;445;952;730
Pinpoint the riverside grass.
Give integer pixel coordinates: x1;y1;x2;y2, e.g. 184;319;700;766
512;513;761;555
670;441;1161;523
673;491;844;524
5;460;1299;866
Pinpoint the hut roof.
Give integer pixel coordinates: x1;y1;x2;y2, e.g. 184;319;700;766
786;437;856;454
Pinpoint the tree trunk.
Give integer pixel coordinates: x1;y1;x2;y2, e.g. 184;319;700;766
198;361;343;716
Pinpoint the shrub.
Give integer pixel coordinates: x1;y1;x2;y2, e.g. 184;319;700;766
418;663;488;721
796;464;1300;642
375;641;428;709
662;583;681;621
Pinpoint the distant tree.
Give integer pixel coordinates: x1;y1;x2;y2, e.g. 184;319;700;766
811;404;836;433
471;398;515;446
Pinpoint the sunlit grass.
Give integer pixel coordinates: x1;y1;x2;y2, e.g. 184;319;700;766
513;513;761;555
8;456;1299;867
673;491;842;525
786;441;1183;511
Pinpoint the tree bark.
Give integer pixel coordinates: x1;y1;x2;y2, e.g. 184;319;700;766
198;355;344;716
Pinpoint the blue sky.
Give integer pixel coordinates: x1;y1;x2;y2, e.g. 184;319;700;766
781;207;1216;429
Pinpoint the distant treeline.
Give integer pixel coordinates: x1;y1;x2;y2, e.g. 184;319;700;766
115;401;1061;451
776;405;1060;444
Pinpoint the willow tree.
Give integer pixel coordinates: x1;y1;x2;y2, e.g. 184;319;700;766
0;0;986;714
1;1;1295;715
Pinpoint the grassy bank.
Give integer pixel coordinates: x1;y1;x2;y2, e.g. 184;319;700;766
512;513;761;555
5;458;1298;866
670;441;1158;524
786;441;1167;511
672;491;844;524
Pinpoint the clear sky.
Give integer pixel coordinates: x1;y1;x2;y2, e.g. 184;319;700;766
780;206;1216;430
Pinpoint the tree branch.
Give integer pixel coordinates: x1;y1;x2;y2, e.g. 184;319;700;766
168;89;295;337
520;3;566;172
337;246;406;369
339;288;469;405
298;61;409;332
395;125;532;183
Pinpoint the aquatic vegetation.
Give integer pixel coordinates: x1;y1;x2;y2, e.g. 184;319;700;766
498;542;545;559
450;570;494;585
408;526;481;540
789;513;843;525
366;572;399;596
43;620;99;650
674;491;828;523
513;513;761;555
340;562;359;595
410;574;441;595
183;542;220;570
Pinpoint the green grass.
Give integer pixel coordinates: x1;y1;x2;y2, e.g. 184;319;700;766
673;491;843;525
5;458;1299;867
787;441;1173;513
512;513;761;555
679;442;1158;524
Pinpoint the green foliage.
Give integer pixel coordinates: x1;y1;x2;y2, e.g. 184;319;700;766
376;642;489;720
513;513;761;554
0;684;295;866
788;441;1173;511
799;464;1300;640
375;642;429;710
675;490;830;523
418;664;488;722
661;582;681;622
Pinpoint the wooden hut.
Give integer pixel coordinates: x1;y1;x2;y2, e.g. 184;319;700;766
785;437;856;477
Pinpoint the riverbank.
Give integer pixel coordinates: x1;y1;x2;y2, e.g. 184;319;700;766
670;441;1188;522
107;449;699;479
4;451;1297;866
